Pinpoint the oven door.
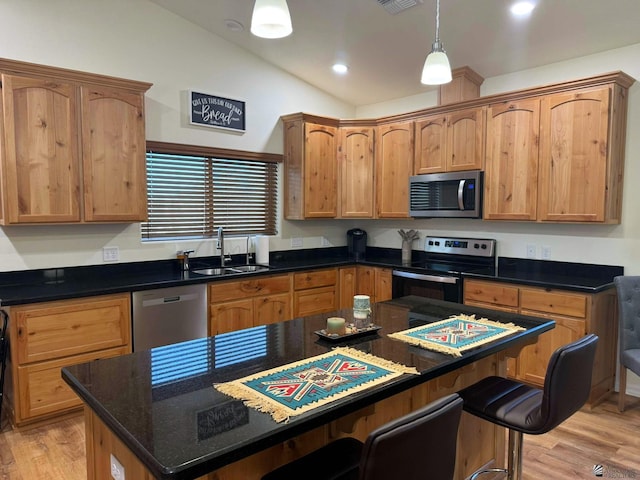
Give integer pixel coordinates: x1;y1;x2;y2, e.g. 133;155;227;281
392;270;461;303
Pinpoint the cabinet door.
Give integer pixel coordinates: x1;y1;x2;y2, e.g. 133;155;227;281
210;299;254;335
374;268;393;303
446;107;485;172
339;127;374;218
356;266;376;301
484;99;540;220
13;294;131;364
304;123;338;218
517;312;585;386
414;116;447;174
375;121;413;218
16;346;126;424
538;87;610;222
338;267;357;309
294;286;336;317
254;293;291;326
1;74;81;223
81;85;147;221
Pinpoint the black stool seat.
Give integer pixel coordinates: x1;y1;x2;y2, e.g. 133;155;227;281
458;334;598;480
262;393;463;480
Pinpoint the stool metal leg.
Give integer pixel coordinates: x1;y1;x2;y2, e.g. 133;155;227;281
507;429;524;480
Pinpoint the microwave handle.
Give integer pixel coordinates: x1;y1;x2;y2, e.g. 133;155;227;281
457;180;466;210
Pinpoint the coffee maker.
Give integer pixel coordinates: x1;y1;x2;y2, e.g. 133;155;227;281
347;228;367;261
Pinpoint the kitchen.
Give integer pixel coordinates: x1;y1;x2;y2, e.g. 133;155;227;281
1;0;640;478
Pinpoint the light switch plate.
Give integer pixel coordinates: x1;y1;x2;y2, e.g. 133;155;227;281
526;244;536;259
291;237;303;248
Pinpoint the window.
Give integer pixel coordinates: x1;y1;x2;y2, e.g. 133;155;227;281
142;141;280;241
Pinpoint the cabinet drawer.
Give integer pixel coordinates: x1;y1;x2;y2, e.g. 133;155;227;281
293;269;337;290
16;346;127;423
14;294;130;364
464;280;519;308
294;286;336;316
209;274;291;302
520;288;587;318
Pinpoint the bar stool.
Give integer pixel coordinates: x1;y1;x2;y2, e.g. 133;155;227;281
458;334;598;480
261;393;463;480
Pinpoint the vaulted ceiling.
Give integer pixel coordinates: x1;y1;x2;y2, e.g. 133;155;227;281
150;0;640;105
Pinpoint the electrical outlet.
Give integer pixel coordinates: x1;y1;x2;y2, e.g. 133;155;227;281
110;454;125;480
321;236;331;247
291;237;303;248
103;246;119;262
542;246;552;260
526;244;536;259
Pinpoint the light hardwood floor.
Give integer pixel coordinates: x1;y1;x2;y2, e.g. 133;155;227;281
0;396;639;480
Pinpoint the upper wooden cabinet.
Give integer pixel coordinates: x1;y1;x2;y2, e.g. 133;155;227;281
339;126;375;218
376;121;414;218
484;80;631;224
282;114;339;219
81;85;148;221
414;107;485;174
538;86;624;223
283;71;633;223
0;58;152;224
1;75;81;223
484;98;540;221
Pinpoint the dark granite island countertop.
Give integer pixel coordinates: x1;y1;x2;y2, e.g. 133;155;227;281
62;296;554;480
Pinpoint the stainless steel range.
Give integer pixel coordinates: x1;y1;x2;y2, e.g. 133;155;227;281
392;236;496;303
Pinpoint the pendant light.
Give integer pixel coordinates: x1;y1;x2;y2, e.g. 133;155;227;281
250;0;293;39
421;0;452;85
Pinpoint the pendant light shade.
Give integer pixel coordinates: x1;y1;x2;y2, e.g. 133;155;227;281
251;0;293;39
421;0;452;85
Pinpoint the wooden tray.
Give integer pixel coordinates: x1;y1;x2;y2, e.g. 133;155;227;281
314;324;382;342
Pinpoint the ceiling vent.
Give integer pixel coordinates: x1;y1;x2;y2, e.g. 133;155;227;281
377;0;423;15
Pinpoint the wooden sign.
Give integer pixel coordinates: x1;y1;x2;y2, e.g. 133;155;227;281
189;91;246;132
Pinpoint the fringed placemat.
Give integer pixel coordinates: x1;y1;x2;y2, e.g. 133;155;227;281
214;347;418;423
388;313;525;357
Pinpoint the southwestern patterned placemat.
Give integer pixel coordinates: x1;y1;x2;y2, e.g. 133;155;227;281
214;347;418;423
388;314;525;357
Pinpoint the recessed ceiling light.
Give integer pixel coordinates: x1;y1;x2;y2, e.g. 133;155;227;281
332;63;349;74
224;19;245;32
510;1;536;16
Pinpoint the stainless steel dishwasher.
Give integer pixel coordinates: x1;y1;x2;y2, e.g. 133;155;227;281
132;284;207;351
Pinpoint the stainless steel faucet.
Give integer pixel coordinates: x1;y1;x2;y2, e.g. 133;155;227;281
217;227;226;267
180;250;194;271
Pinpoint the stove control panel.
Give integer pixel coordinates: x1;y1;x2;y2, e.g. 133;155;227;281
424;236;496;257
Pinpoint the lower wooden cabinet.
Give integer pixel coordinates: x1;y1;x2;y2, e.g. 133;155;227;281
208;274;292;335
7;293;132;426
293;268;338;317
355;266;392;304
463;278;617;406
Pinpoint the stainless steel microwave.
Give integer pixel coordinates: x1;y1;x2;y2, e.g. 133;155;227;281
409;171;483;218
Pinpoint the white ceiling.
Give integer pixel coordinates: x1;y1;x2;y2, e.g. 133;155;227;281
149;0;640;106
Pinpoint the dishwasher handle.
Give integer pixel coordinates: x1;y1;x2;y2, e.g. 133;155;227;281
141;292;200;308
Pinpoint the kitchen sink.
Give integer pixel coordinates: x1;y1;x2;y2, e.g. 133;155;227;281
191;265;269;276
191;268;232;276
226;265;270;273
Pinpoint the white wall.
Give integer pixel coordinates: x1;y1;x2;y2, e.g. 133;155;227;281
0;0;355;270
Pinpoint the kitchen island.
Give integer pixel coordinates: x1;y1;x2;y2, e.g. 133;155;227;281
62;296;554;480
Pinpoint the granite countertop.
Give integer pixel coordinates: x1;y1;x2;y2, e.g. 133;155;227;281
463;257;624;293
0;247;623;306
62;296;554;480
0;247;409;306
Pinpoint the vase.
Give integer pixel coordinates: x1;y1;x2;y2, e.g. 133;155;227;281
401;240;412;265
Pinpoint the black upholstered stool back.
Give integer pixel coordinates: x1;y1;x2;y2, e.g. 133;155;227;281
261;393;463;480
